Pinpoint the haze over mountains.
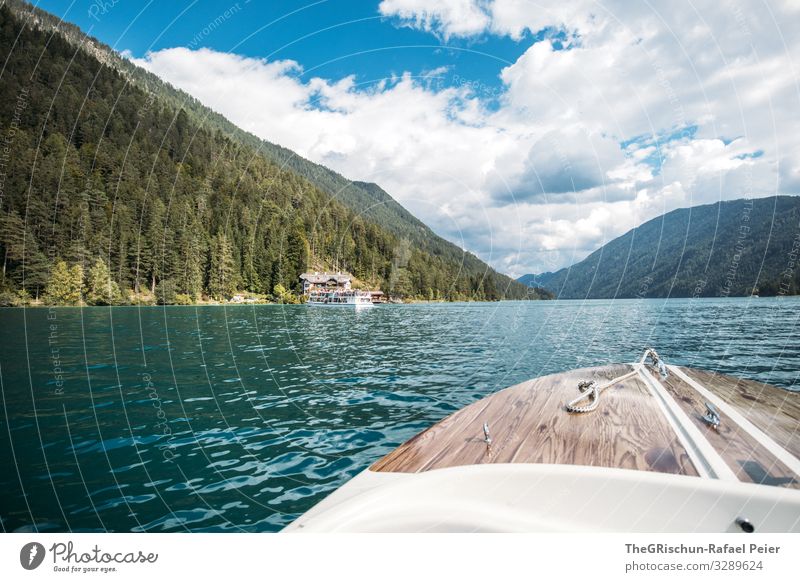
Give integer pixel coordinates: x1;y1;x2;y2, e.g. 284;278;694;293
519;196;800;299
0;1;547;304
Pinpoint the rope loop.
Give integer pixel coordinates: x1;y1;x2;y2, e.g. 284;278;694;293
565;380;600;413
565;348;665;414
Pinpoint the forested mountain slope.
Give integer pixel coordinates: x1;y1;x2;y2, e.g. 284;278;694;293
519;196;800;299
0;3;544;304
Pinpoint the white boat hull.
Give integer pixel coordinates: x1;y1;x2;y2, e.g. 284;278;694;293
284;463;800;532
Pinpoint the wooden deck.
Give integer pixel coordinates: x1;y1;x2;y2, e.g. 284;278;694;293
681;367;800;460
372;364;697;476
657;366;798;487
371;364;800;489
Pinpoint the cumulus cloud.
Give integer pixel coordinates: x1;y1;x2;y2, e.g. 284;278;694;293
378;0;492;39
487;127;632;204
131;0;800;276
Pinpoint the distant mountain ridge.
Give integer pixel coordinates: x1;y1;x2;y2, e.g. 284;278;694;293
518;196;800;299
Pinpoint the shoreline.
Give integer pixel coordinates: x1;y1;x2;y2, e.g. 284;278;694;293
4;294;800;308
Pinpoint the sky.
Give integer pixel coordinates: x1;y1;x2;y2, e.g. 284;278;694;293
34;0;800;277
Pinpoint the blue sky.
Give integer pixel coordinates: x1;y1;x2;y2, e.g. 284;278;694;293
35;0;529;96
30;1;800;276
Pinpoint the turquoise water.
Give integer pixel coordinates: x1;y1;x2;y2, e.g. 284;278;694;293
1;298;798;532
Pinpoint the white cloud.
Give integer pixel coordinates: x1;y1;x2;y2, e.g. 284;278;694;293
486;126;632;204
131;0;800;277
378;0;492;39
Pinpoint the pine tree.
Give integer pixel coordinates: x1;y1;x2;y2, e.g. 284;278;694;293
208;233;237;299
22;244;50;300
179;226;204;300
135;197;165;294
86;258;121;305
45;261;83;305
282;222;309;291
0;211;26;280
0;211;49;298
155;278;177;305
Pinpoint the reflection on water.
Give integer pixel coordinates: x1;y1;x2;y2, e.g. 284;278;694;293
0;298;797;531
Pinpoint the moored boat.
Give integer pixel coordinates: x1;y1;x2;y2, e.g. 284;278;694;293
285;349;800;532
306;289;374;308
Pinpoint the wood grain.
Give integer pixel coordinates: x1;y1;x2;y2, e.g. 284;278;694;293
371;364;698;477
651;365;798;488
681;367;800;460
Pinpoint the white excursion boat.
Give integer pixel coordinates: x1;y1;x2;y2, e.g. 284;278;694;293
306;289;374;308
285;349;800;532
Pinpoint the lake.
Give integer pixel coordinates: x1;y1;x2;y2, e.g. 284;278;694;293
1;298;798;532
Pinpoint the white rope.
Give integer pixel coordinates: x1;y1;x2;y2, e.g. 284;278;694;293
565;348;663;413
564;370;638;413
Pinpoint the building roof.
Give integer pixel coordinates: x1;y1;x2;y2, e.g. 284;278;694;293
300;272;352;284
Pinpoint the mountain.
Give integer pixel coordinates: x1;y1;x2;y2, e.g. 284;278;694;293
518;196;800;299
0;2;547;304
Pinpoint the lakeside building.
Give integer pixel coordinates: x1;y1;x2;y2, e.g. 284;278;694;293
299;272;352;294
